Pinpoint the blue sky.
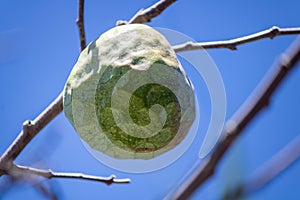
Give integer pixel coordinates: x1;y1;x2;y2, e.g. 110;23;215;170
1;0;300;199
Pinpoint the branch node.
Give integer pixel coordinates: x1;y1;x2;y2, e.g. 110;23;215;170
105;174;117;185
116;20;128;26
228;44;238;50
23;120;35;135
110;174;116;179
185;41;194;50
173;26;300;52
23;120;33;127
76;18;80;25
224;119;238;136
279;53;291;69
269;26;280;39
169;36;300;199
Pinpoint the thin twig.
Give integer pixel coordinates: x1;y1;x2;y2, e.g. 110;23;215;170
1;0;300;194
0;92;63;175
0;0;176;175
0;0;87;176
167;36;300;200
173;26;300;52
0;0;131;190
9;164;130;185
76;0;86;51
117;0;176;25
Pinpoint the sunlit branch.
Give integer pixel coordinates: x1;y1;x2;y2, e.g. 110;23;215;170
117;0;176;25
168;36;300;200
9;164;130;185
173;26;300;52
0;93;63;175
0;0;175;175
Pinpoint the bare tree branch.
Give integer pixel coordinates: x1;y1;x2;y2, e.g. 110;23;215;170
0;0;87;172
1;0;300;194
167;36;300;200
0;0;175;175
0;0;131;189
8;164;130;185
0;92;63;175
173;26;300;52
76;0;86;51
117;0;176;25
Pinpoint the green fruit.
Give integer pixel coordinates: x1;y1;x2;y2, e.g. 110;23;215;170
63;24;195;159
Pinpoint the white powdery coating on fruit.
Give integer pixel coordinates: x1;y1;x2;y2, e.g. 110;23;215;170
63;24;195;159
96;24;179;71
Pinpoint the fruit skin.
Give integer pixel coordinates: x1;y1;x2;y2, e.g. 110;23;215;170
63;24;195;159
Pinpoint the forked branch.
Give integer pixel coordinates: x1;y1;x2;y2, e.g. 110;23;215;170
0;92;63;175
0;0;130;186
168;36;300;199
1;0;300;194
173;26;300;52
0;0;175;174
